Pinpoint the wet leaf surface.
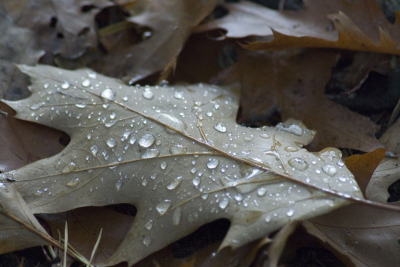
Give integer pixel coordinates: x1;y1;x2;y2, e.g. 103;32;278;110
0;65;363;265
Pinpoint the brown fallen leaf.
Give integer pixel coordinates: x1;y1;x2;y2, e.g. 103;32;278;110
1;64;365;266
303;202;400;267
0;7;43;101
214;48;382;152
94;0;218;84
39;206;134;264
367;116;400;203
197;0;400;55
0;183;62;255
345;148;386;197
2;0;112;59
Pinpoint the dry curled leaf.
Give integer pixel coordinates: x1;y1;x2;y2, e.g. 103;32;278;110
197;0;400;55
1;65;364;265
95;0;218;84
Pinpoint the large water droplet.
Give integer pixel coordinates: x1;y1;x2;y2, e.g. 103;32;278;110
288;158;308;171
170;144;186;154
214;122;227;133
286;209;295;217
322;164;337;176
260;133;270;139
90;145;98;155
276;123;302;136
101;88;116;101
122;131;131;141
139;134;155;148
81;79;91;87
172;207;182;225
141;148;160;159
107;138;116;148
143;88;154;100
75;103;87;108
143;236;152;246
284;146;298;152
129;136;137;145
115;180;123;190
156;199;172;215
219;198;229;209
192;177;201;187
207;159;219;170
62;162;77;173
257;187;267;196
166;176;182;190
145;220;153;230
157;114;187;132
174;91;183;99
160;162;167;170
66;178;79;188
61;82;70;89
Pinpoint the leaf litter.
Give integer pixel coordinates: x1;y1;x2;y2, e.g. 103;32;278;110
0;64;368;265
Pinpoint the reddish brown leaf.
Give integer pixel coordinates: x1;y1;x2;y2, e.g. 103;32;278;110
214;48;382;152
345;148;386;197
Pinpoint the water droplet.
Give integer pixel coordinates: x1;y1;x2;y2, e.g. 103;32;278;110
219;198;229;209
115;180;123;190
286;209;295;217
61;82;70;89
206;111;213;117
143;88;154;100
34;190;43;197
284;146;298;152
156;199;172;215
160;162;167;170
75;103;87;108
87;134;92;140
172;207;182;225
338;176;347;183
234;194;243;201
174;91;183;99
43;83;49;89
260;133;270;139
107;138;116;148
288;158;308;171
201;193;208;200
110;112;116;119
337;160;345;167
207;159;219;170
265;215;271;223
139;134;155;148
157;114;187;132
129;136;137;145
123;96;128;101
90;145;98;155
81;79;91;87
276;123;302;135
145;220;153;230
122;131;131;141
170;144;186;154
322;164;337;176
214;122;227;133
141;148;160;159
166;176;183;190
243;136;253;142
143;236;152;246
192;177;201;187
62;162;77;173
142;179;148;186
101;88;115;101
105;121;117;127
66;178;79;188
257;187;267;196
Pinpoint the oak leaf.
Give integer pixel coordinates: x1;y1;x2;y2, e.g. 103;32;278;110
1;65;364;265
